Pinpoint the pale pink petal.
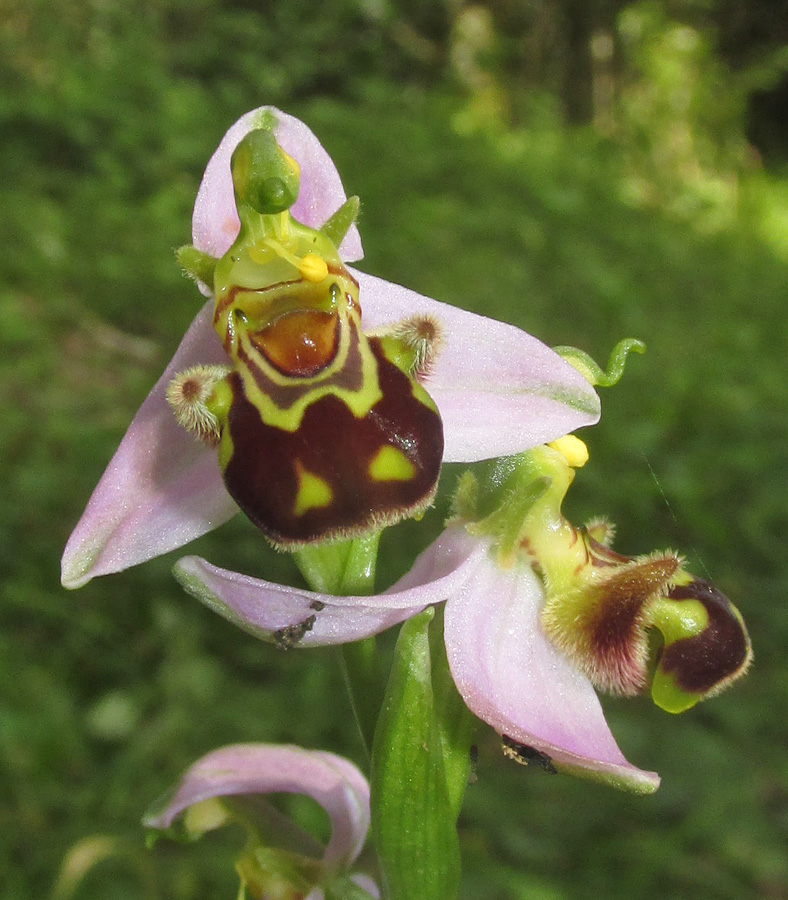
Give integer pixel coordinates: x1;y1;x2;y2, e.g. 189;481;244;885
444;547;660;793
61;302;237;589
143;743;369;872
350;874;380;898
193;106;363;269
303;881;377;900
173;526;486;647
351;269;600;462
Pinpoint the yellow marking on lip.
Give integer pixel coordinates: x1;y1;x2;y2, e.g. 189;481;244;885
293;461;333;516
368;445;416;482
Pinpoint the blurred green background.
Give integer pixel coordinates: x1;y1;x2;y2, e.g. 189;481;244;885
3;0;788;897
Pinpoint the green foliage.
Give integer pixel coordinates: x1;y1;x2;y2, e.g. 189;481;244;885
371;609;463;900
2;1;787;899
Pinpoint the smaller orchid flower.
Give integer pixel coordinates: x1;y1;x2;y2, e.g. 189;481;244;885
144;743;377;900
172;436;751;794
61;106;600;589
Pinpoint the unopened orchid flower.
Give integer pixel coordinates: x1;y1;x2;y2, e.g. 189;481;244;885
144;743;377;900
173;434;751;794
60;106;599;590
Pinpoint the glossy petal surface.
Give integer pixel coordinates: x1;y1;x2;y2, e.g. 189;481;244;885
443;541;660;792
193;106;363;267
351;269;601;461
61;302;236;589
143;743;369;871
174;526;486;646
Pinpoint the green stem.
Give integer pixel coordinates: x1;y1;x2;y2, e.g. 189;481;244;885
339;637;384;759
293;533;380;595
293;533;386;758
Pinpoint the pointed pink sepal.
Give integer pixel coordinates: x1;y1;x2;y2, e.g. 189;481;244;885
173;527;487;646
351;269;601;461
193;106;363;273
60;301;237;589
143;743;369;872
443;538;660;793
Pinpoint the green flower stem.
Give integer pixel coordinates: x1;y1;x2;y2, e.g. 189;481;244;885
294;534;385;758
293;533;381;595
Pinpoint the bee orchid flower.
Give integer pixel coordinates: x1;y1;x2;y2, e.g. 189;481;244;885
170;439;751;794
144;742;377;900
61;106;599;589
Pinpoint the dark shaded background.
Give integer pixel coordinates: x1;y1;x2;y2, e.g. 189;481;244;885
2;1;788;897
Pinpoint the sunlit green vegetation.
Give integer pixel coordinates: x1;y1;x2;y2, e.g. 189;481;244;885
2;1;787;898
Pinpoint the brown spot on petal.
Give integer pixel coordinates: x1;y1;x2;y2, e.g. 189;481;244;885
273;614;316;650
661;579;752;694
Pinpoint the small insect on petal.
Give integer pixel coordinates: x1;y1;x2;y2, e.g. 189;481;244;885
501;736;557;774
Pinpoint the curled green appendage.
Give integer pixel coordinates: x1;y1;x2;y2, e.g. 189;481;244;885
554;337;646;387
177;244;218;286
320;195;360;248
232;128;300;215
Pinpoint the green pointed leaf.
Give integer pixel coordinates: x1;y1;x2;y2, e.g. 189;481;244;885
371;609;461;900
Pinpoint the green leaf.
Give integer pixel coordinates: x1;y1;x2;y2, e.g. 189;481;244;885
428;608;477;820
371;609;461;900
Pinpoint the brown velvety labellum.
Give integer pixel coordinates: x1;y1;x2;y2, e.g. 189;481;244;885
589;556;678;657
221;339;443;545
250;310;340;377
661;579;750;693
